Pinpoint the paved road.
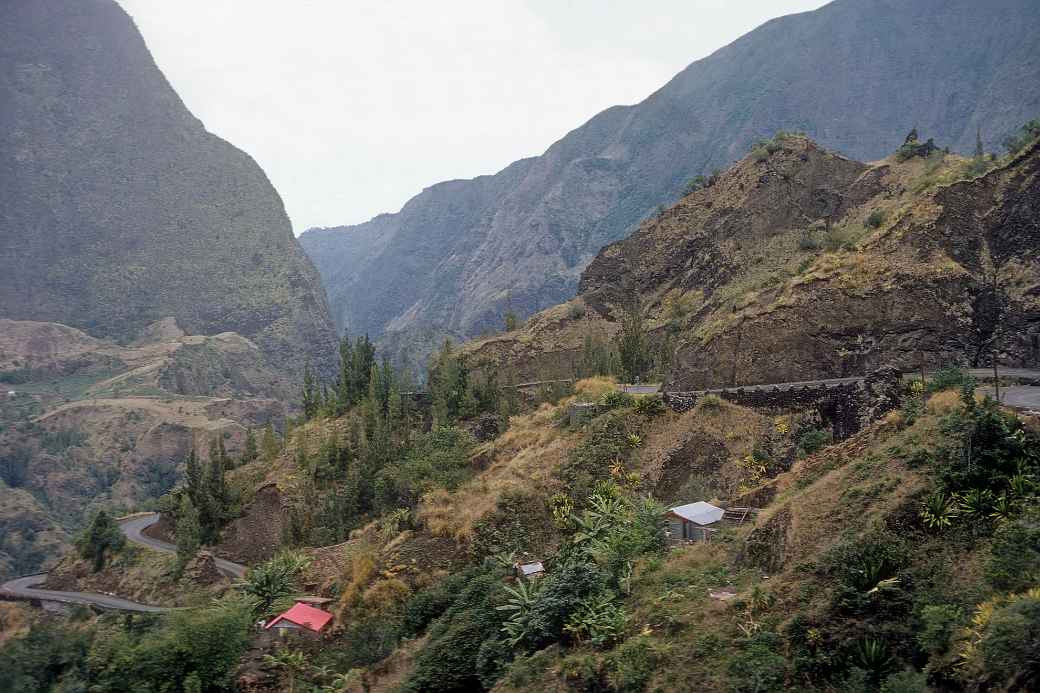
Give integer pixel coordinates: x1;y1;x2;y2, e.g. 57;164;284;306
0;513;248;612
121;513;247;579
980;385;1040;412
668;369;1040;398
0;573;168;613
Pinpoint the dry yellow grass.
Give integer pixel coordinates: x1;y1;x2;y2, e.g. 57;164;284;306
572;375;617;401
927;389;964;414
417;402;574;542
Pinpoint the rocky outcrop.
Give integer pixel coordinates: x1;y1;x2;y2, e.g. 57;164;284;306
301;0;1040;362
465;136;1040;392
0;0;337;376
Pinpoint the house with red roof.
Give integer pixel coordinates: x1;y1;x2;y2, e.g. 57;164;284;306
264;602;333;638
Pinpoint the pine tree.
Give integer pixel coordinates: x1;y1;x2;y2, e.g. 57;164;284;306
301;363;319;420
243;428;258;464
336;333;355;413
77;510;125;572
175;495;201;575
185;447;204;508
975;126;984;159
261;423;280;462
617;295;651;382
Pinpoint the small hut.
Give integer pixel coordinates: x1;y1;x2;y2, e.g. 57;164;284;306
515;561;545;580
264;602;333;639
665;501;724;545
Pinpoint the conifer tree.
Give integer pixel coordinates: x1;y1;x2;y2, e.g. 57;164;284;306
260;423;280;462
617;295;651;382
175;495;201;575
243;427;258;464
301;362;318;420
77;510;125;572
336;333;355;413
185;447;204;509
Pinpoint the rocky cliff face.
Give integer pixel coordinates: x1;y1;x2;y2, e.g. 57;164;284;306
0;0;337;375
301;0;1040;357
463;134;1040;387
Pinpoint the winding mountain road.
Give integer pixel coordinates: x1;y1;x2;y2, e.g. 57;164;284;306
121;513;247;580
0;513;247;612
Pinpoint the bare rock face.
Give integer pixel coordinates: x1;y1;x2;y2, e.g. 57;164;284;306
0;0;337;377
301;0;1040;364
215;484;286;565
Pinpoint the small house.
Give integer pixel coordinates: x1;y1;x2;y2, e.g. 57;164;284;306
665;501;724;544
515;561;545;580
264;602;333;639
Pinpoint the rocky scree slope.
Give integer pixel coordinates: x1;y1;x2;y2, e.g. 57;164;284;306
464;135;1040;388
0;0;337;375
301;0;1040;357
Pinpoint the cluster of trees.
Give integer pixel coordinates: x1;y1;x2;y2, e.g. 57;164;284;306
399;479;665;692
76;510;125;572
577;297;674;384
0;599;253;693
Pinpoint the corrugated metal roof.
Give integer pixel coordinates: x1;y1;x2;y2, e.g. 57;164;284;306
519;562;544;576
668;501;724;526
265;602;333;633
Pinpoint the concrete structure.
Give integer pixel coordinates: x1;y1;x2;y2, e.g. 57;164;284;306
665;502;725;544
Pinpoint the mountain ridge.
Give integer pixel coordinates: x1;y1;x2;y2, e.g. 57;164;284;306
301;0;1040;363
0;0;338;376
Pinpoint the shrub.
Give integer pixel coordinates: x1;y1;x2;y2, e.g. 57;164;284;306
927;365;974;393
865;210;886;229
967;591;1040;690
522;563;610;648
880;669;928;693
606;637;659;692
751;146;770;163
697;393;723;411
917;604;964;656
401;568;506;693
797;428;832;458
822;226;857;252
600;391;635;410
985;513;1040;592
633;395;665;418
727;631;788;692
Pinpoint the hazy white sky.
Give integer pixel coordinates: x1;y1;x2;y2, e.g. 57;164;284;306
118;1;828;233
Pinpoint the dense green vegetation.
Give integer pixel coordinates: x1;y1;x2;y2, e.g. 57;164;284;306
0;600;253;692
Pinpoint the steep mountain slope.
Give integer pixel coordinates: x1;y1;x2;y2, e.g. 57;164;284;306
463;132;1040;386
0;318;290;580
0;0;337;374
301;0;1040;355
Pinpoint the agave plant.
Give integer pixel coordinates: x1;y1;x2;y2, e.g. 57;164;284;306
958;488;995;522
854;638;893;679
920;491;957;531
989;492;1018;523
1008;471;1036;501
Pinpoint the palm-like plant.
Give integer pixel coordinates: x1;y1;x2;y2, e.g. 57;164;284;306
237;551;311;616
989;492;1018;523
263;648;308;693
854;638;893;679
496;579;543;646
958;488;995;522
920;491;957;531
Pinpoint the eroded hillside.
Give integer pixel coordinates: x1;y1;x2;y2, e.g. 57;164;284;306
464;134;1040;389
